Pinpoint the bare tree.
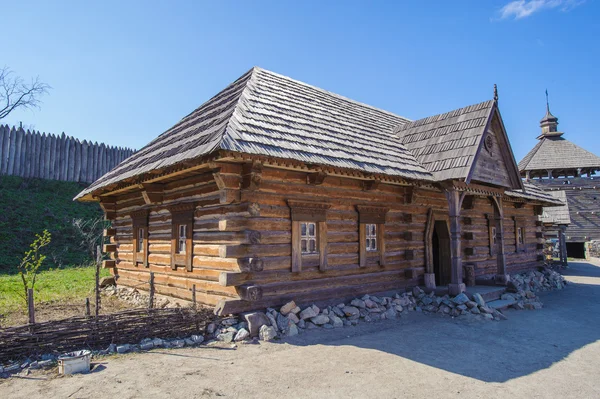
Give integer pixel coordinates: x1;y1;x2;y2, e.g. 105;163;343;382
0;66;50;120
73;216;107;260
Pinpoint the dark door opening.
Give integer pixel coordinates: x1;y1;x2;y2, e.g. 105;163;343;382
432;221;451;286
566;242;585;259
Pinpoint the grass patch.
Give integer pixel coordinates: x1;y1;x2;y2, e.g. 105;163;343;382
0;265;110;326
0;175;102;273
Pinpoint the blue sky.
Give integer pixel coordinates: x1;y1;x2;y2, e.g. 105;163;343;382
2;0;599;161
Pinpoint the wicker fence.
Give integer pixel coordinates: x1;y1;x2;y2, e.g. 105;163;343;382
0;307;214;362
0;124;134;183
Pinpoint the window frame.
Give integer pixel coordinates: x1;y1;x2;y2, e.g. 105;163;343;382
300;222;318;254
486;214;497;256
131;210;149;268
356;205;388;267
288;200;330;272
170;204;195;271
513;216;526;253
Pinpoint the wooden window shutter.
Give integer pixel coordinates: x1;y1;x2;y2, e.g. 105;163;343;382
486;214;496;256
356;205;389;267
513;216;526;253
287;200;330;272
131;210;149;268
170;204;195;271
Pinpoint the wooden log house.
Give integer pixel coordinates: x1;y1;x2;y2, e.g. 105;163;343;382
76;68;563;315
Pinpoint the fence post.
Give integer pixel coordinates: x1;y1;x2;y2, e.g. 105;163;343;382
192;284;197;310
148;272;155;309
27;288;35;324
95;245;101;316
85;297;91;316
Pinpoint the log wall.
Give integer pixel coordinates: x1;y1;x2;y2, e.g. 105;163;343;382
105;162;544;315
0;124;134;183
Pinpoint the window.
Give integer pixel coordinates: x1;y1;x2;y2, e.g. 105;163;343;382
356;206;388;267
137;228;144;253
131;210;149;267
170;204;195;271
288;200;331;272
366;223;377;251
486;214;497;256
177;224;187;254
300;222;317;254
491;227;497;245
517;227;524;245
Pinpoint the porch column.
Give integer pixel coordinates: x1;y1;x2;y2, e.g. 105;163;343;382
493;197;510;284
445;190;466;295
559;225;568;267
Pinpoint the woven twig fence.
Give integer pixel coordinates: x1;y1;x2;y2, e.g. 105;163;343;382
0;307;215;362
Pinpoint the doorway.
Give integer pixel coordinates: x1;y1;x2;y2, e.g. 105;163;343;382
432;220;451;286
566;242;586;259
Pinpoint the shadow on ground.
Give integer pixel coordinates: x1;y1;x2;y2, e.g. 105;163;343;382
282;260;600;383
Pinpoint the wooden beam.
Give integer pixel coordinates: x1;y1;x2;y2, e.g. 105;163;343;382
103;244;117;253
103;228;116;237
359;223;367;267
237;257;264;272
237;285;263;302
102;260;116;269
141;183;164;205
307;171;327;185
291;221;301;272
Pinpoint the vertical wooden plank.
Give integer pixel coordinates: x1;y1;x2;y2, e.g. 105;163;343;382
149;272;155;309
358;223;367;267
31;131;39;178
7;127;17;175
0;125;8;174
291;220;302;272
24;131;31;178
186;220;193;272
27;289;35;324
15;127;24;176
318;221;328;271
378;223;386;266
67;137;74;181
49;134;56;180
58;132;66;180
170;222;177;270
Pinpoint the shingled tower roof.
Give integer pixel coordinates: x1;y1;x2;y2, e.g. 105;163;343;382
76;67;434;200
518;100;600;176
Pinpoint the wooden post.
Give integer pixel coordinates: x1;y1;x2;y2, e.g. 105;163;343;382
27;288;35;325
85;297;91;316
95;245;101;316
559;225;568;267
492;197;509;285
149;272;155;309
445;189;466;295
192;284;197;310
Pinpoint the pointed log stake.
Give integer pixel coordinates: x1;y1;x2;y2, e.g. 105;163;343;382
95;245;101;317
86;298;91;316
27;289;35;325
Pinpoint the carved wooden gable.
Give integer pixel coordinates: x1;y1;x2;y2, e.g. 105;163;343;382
469;110;522;190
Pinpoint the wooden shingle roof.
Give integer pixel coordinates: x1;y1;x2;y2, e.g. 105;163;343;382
505;183;564;206
541;191;571;225
518;136;600;171
76;67;434;200
394;100;495;181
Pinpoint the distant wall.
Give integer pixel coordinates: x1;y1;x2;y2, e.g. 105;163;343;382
0;124;134;183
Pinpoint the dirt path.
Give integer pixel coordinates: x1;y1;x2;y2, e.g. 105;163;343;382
2;260;600;398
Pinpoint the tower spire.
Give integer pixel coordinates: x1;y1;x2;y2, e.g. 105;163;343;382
493;84;498;101
539;89;560;138
545;89;550;113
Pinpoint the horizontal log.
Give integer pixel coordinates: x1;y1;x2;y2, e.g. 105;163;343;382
103;244;117;253
103;228;116;237
237;285;263;301
103;260;116;269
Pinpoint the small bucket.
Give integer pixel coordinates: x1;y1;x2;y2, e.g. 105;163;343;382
58;350;91;375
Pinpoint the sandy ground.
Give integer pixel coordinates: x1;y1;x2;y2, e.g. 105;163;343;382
2;260;600;399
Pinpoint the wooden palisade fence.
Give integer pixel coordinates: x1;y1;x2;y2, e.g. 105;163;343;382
0;124;134;183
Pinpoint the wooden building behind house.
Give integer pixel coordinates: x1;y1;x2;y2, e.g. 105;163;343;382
519;98;600;259
76;68;562;315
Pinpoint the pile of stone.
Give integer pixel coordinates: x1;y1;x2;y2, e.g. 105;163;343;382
510;268;567;293
102;285;175;309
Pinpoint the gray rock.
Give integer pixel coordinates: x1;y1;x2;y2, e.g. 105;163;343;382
172;339;186;348
495;311;508;320
330;316;344;328
421;297;433;305
457;304;467;311
342;306;360;317
259;325;278;341
299;306;319;320
297;319;306;329
280;301;297;315
465;301;477;309
140;342;154;351
277;312;293;332
351;299;366;308
234;328;250;342
482;313;494;320
452;293;469;305
191;335;204;344
480;306;494;314
287;324;299;337
184;338;195;346
385;308;397;319
266;312;278;330
412;286;423;296
331;306;345;318
395;305;404;313
287;313;300;324
29;361;39;370
311;315;330;325
152;338;164;347
290;306;301;314
217;332;235;343
116;344;131;354
305;321;318;329
108;343;117;353
221;317;238;326
473;293;486;307
364;299;377;308
501;293;516;301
